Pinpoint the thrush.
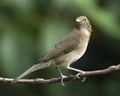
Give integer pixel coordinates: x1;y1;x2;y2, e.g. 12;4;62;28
13;16;92;86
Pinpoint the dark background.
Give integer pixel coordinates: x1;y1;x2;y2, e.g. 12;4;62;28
0;0;120;96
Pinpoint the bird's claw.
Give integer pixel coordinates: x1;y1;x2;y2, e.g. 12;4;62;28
81;77;86;82
76;70;85;78
76;71;86;82
61;75;67;86
76;73;81;78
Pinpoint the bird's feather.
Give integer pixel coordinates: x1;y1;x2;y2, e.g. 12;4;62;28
41;29;80;62
12;61;52;83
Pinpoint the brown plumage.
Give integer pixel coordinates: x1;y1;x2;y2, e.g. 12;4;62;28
12;16;92;85
41;30;80;63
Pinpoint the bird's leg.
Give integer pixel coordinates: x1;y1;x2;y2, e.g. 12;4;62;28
67;66;86;81
56;66;66;86
67;66;85;74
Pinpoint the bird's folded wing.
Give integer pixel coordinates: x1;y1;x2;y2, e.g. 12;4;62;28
41;33;80;62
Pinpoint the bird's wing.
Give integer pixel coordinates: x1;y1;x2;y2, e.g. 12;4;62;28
41;32;80;62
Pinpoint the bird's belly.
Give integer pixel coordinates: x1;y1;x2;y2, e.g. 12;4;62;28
55;42;88;67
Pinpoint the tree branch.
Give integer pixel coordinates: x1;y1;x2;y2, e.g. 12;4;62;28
0;64;120;85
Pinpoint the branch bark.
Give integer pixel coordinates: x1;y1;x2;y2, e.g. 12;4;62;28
0;64;120;85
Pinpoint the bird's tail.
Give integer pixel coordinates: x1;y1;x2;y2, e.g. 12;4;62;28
12;61;52;83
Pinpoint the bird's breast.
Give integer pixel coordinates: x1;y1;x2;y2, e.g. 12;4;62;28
55;38;89;67
54;29;91;67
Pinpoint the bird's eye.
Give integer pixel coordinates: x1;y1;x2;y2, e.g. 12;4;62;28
84;18;87;21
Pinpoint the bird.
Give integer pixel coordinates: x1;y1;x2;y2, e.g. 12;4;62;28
12;16;92;85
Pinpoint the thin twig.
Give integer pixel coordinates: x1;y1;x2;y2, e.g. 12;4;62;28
0;64;120;85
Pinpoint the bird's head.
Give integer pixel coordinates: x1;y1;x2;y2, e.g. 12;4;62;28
76;16;92;32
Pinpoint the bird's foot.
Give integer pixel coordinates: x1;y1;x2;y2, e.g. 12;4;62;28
60;75;67;86
76;70;85;78
76;71;86;82
81;77;86;82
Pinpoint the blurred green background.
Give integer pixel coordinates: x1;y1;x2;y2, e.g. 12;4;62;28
0;0;120;96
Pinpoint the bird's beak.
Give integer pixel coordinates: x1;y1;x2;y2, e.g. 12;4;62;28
76;18;81;22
